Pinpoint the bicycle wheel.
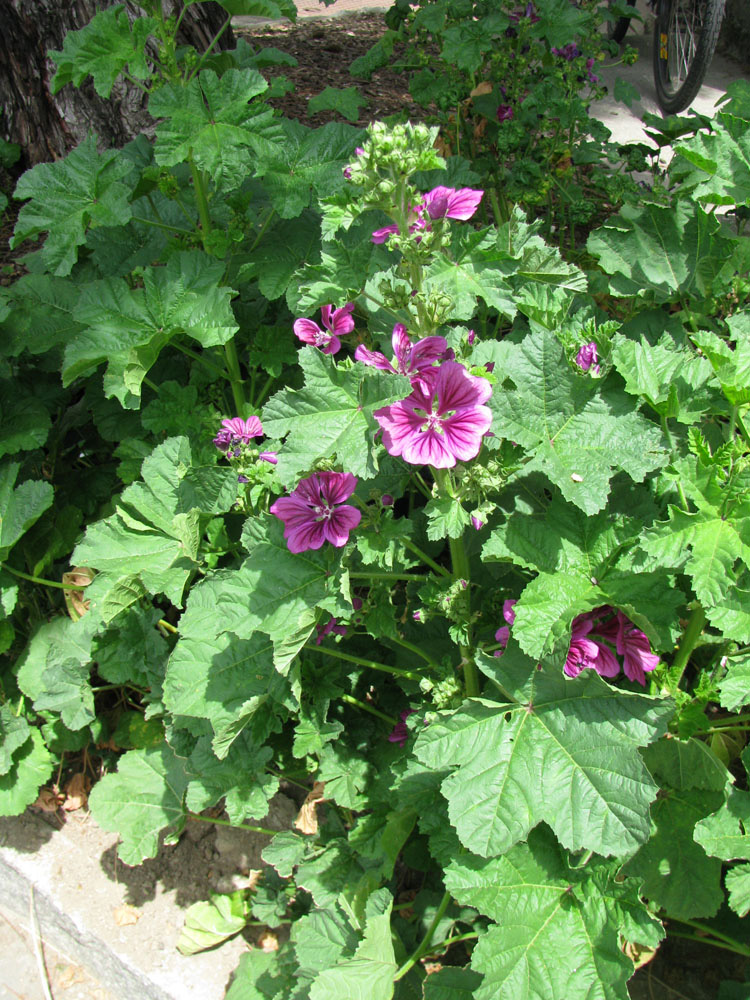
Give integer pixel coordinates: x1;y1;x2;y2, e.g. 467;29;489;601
653;0;725;114
608;0;637;43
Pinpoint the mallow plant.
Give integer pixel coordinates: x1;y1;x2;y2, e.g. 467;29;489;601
2;2;750;996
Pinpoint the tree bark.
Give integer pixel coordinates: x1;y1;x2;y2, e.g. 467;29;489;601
0;1;236;166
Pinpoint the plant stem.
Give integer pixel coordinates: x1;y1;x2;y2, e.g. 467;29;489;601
395;889;453;980
158;619;178;634
1;564;84;591
430;930;478;951
388;634;439;667
223;340;247;415
171;340;229;379
189;153;212;244
131;215;196;237
186;15;232;83
400;538;451;578
660;414;690;511
669;604;707;694
348;571;429;583
340;694;397;725
668;917;750;957
188;813;278;837
305;643;425;680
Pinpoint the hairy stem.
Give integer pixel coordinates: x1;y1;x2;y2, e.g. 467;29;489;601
1;564;83;591
305;643;425;680
669;604;706;694
395;889;453;980
341;694;397;725
187;813;277;837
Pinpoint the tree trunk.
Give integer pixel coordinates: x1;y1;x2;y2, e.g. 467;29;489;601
0;1;236;166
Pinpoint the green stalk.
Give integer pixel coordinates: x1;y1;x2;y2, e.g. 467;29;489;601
348;571;429;583
394;889;452;980
188;813;278;837
660;414;690;511
669;917;750;957
131;215;196;237
186;15;232;83
432;468;480;698
388;634;439;668
1;564;83;591
171;340;229;379
340;694;397;725
400;538;451;578
305;643;425;680
668;604;707;694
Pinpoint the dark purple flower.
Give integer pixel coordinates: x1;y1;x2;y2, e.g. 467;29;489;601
270;471;361;553
374;362;492;469
613;612;660;685
493;599;517;656
355;323;448;380
315;616;347;645
352;596;363;610
467;329;476;346
497;104;515;122
576;342;600;375
586;57;599;83
381;494;394;507
237;474;249;484
213;416;264;452
552;43;580;60
293;303;355;355
388;709;416;746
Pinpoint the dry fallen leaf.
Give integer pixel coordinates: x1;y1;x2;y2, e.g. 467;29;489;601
62;566;95;621
470;81;493;97
424;962;443;975
258;930;279;952
246;869;263;892
294;781;325;835
113;904;141;927
623;940;658;969
62;772;90;812
56;965;86;990
33;787;64;812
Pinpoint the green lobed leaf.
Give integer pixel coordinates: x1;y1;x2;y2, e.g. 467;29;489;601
16;616;96;731
262;346;411;486
249;120;363;219
414;646;672;859
423;967;484;999
726;863;750;917
719;651;750;711
623;788;725;918
308;901;396;1000
0;462;54;563
178;891;248;956
88;745;191;865
12;135;134;276
225;949;292;1000
0;389;51;458
238;212;321;302
586;200;735;302
676;112;750;207
308;87;367;123
611;332;718;422
1;274;86;358
641;737;730;792
0;728;55;817
445;826;657;1000
65;252;238;406
488;325;666;514
0;706;31;777
149;68;276;187
49;5;156;97
185;734;279;825
691;313;750;406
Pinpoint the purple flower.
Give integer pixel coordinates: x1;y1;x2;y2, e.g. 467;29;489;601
355;323;448;380
471;516;484;531
497;104;515;122
238;474;249;484
586;56;600;83
563;616;615;679
352;596;363;610
270;471;361;553
315;616;347;645
613;612;660;685
413;610;422;622
576;342;600;375
421;186;484;222
467;329;476;346
374;361;492;469
493;600;517;656
381;494;394;507
259;451;278;465
508;2;539;21
552;43;580;60
213;416;264;451
293;303;355;355
371;223;400;244
388;709;416;746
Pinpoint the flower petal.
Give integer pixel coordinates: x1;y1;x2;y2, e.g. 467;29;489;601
324;504;361;546
355;344;395;372
371;224;399;244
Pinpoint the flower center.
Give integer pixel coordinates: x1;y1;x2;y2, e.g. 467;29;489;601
314;330;331;348
415;406;444;435
313;503;335;521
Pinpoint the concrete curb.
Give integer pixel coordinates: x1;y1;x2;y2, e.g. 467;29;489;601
0;811;248;1000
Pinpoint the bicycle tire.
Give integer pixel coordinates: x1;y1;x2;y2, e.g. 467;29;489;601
609;0;637;43
652;0;725;113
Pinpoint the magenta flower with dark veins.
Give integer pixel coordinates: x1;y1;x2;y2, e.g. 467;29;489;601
576;341;600;375
374;361;492;469
497;104;515;122
552;43;580;60
612;612;660;685
563;616;617;679
355;323;448;379
494;599;517;655
259;451;278;465
213;416;264;451
422;186;484;221
388;709;416;747
270;471;361;553
293;303;355;355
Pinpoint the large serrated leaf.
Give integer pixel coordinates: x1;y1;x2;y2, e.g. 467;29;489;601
488;325;666;513
49;5;156;97
12;135;134;276
676;112;750;207
16;617;96;731
414;647;672;858
0;462;54;563
445;827;659;1000
0;728;54;817
262;346;410;486
88;745;191;864
309;903;396;1000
